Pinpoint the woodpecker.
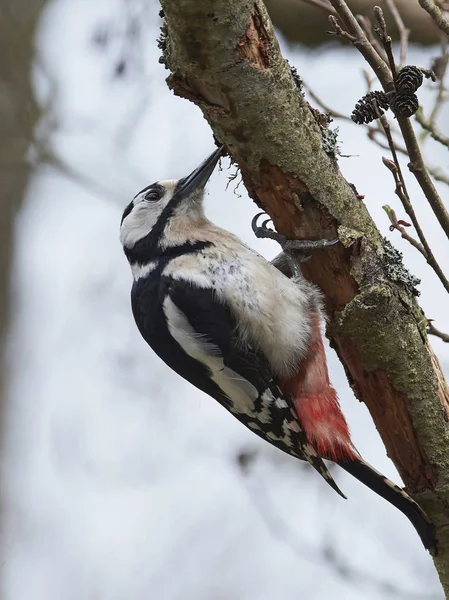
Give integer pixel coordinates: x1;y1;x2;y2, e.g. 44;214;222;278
120;146;436;552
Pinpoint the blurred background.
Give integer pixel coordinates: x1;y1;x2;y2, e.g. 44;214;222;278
0;0;448;598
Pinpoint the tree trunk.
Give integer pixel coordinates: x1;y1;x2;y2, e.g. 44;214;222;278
159;0;449;595
0;1;47;439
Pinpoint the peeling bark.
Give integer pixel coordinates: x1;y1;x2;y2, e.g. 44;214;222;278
160;0;449;593
237;5;272;68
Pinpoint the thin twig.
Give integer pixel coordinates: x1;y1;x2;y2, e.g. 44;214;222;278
309;54;447;186
300;0;338;17
378;112;449;294
38;145;127;205
368;127;449;187
306;70;449;188
373;6;397;79
427;321;449;342
307;79;449;188
327;15;357;42
418;0;449;35
307;14;448;190
400;117;449;240
415;38;449;147
429;36;448;124
383;203;427;257
307;79;449;189
328;0;449;242
355;15;388;62
383;0;409;67
303;82;352;120
368;126;408;155
327;0;393;87
362;68;376;91
415;108;449;147
428;166;449;186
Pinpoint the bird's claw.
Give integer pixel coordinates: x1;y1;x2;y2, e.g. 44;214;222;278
251;212;339;279
252;212;339;255
251;212;287;244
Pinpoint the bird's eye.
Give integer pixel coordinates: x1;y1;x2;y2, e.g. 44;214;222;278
145;190;161;202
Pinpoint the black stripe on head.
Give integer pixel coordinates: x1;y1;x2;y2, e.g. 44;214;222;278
124;239;212;265
134;182;164;200
121;201;133;225
123;174;211;266
124;183;190;264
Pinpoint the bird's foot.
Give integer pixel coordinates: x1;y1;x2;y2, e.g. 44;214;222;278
251;212;339;279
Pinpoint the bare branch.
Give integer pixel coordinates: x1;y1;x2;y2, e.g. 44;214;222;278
428;166;449;186
415;108;449;147
383;203;427;257
303;81;352;120
367;128;449;188
383;0;409;67
418;0;449;35
384;0;410;67
327;1;393;86
429;37;448;123
415;39;449;148
401;117;449;240
300;0;338;17
373;5;398;79
328;0;449;248
355;14;388;62
327;14;357;42
378;114;449;294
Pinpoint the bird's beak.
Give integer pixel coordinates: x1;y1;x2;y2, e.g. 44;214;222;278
176;146;224;200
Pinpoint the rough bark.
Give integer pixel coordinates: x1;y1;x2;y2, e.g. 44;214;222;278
265;0;440;45
0;2;47;433
159;0;449;594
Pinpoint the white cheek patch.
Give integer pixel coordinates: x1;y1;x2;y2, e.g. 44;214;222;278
120;181;178;249
120;202;163;248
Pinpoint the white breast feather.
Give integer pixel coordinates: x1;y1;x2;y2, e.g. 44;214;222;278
163;223;316;379
131;261;157;281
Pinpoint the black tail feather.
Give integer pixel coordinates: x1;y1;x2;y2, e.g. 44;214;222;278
339;457;437;553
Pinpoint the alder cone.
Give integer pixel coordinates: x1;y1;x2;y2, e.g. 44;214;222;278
389;92;419;118
351;91;390;124
396;66;424;94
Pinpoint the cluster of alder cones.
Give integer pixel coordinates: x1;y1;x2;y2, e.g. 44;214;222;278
351;65;431;124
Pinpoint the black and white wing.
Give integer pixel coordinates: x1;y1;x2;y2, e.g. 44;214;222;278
161;277;345;498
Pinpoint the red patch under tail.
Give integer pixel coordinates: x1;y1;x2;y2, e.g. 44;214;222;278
280;314;357;462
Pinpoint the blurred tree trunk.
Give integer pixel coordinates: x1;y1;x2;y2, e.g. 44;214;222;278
266;0;440;45
160;0;449;595
0;1;47;433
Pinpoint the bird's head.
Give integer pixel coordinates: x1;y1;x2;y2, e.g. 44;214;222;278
120;146;223;264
